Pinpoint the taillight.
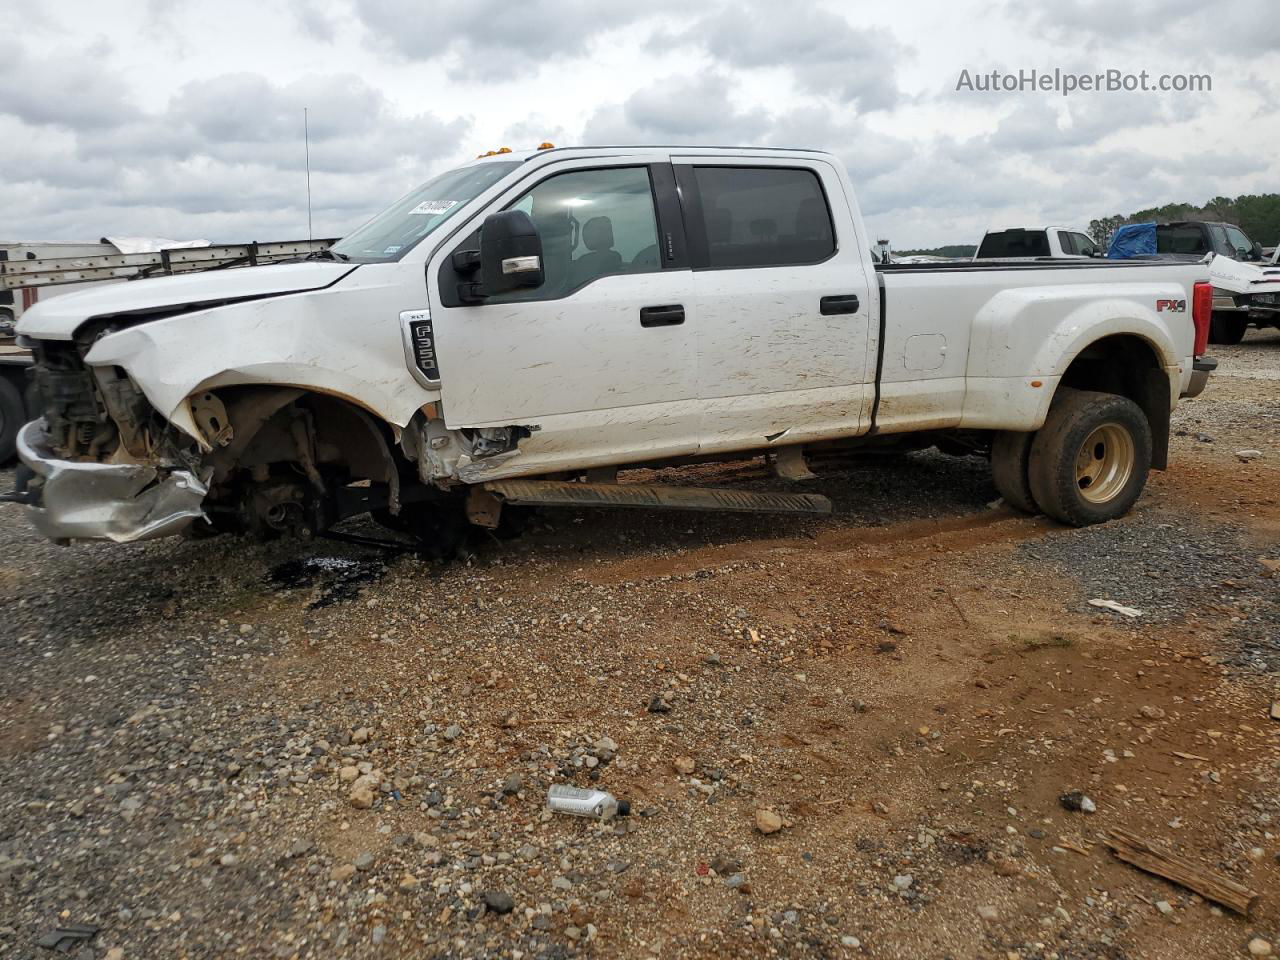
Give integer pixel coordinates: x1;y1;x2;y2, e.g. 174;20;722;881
1191;281;1212;356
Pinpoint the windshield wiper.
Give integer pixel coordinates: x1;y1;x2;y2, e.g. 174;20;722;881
306;248;349;262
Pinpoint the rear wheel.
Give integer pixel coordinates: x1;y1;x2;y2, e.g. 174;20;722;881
0;376;25;463
990;431;1038;514
1028;388;1151;527
1209;312;1248;345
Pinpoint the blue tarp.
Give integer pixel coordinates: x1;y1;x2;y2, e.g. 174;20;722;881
1107;222;1156;259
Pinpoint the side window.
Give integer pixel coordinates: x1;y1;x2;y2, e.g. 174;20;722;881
692;166;835;268
1224;225;1253;258
489;166;660;302
1057;231;1076;255
1073;233;1098;257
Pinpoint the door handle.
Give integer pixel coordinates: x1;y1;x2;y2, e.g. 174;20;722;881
820;294;860;315
640;304;685;327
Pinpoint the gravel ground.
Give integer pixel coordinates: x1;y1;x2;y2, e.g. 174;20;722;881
1;329;1278;960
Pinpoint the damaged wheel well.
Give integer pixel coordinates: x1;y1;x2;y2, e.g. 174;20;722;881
199;387;402;498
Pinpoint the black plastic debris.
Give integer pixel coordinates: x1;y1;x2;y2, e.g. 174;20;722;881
36;924;100;953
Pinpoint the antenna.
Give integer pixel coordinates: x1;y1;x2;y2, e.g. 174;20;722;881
304;107;313;244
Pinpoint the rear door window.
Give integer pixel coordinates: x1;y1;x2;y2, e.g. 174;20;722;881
690;166;835;269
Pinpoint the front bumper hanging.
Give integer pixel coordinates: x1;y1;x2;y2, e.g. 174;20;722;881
14;420;209;544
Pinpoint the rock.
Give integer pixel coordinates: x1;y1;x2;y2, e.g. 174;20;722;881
349;774;378;809
647;694;672;714
755;809;783;834
977;905;999;921
398;874;420;891
286;838;315;859
105;949;124;960
1139;705;1166;720
353;851;375;871
893;874;913;890
1249;938;1273;957
552;876;573;891
593;736;618;754
351;727;370;744
218;853;238;867
443;724;462;741
710;855;741;875
370;924;386;945
501;774;522;796
1236;449;1263;462
1059;791;1096;813
330;864;357;882
724;873;746;889
484;890;515;914
1155;900;1173;915
841;936;861;948
673;756;696;775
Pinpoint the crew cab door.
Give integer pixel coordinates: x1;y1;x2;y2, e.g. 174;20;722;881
427;157;698;474
672;156;875;454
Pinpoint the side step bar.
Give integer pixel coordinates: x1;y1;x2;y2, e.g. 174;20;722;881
483;480;832;516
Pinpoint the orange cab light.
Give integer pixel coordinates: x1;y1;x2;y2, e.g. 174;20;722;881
496;146;512;154
538;142;555;150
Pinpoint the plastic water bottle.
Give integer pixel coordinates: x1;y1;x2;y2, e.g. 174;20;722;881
546;784;630;820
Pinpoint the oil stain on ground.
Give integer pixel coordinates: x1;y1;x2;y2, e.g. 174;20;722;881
267;555;388;609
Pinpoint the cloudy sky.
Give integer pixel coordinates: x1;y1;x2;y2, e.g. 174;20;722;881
2;0;1277;248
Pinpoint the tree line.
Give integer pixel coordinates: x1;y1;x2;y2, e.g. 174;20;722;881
1089;193;1280;248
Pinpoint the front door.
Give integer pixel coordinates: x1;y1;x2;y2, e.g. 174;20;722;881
429;159;699;474
672;156;875;454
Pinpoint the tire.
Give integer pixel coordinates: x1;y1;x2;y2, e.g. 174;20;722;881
0;375;25;463
1209;312;1248;345
1028;388;1151;527
990;431;1038;514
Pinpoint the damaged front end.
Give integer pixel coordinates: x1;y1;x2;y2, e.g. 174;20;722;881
15;421;208;543
14;332;427;547
13;338;213;543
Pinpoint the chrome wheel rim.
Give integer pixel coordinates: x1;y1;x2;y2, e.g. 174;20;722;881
1075;423;1134;504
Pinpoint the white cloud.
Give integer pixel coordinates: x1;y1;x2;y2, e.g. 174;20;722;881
1;0;1278;247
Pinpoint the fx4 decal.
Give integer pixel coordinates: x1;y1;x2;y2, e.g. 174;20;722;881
1156;299;1187;313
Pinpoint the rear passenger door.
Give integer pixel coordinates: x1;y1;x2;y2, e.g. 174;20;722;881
672;156;875;454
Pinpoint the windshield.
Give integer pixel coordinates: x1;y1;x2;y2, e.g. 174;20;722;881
330;161;521;263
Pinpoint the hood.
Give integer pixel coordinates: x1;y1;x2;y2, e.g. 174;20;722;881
17;261;356;341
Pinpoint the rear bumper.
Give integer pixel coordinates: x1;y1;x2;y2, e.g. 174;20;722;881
1213;293;1246;314
1184;357;1217;399
15;420;208;543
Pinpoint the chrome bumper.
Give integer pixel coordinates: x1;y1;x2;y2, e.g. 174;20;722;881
15;420;208;544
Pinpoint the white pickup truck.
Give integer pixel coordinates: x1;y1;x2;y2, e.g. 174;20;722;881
10;146;1221;548
973;226;1101;260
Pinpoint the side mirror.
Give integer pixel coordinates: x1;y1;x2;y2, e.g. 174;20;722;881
1252;241;1264;262
480;210;544;296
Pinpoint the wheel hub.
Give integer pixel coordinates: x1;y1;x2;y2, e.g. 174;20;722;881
1074;423;1134;503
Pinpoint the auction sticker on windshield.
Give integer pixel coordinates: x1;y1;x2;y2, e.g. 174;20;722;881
409;200;459;216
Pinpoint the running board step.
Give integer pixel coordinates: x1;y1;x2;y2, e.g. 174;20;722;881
483;480;832;516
